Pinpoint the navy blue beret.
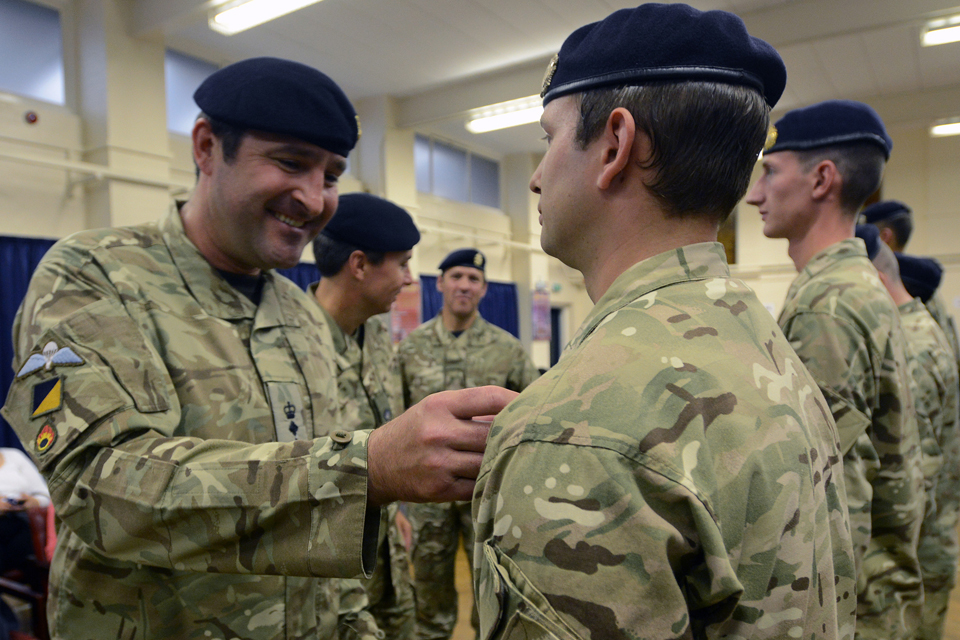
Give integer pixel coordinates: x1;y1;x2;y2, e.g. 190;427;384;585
321;193;420;252
855;224;882;260
897;254;943;303
766;100;892;159
439;249;485;273
194;57;359;157
541;3;786;108
861;200;911;225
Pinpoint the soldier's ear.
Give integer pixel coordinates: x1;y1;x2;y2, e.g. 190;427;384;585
809;160;839;201
192;119;217;177
348;250;367;280
597;107;636;191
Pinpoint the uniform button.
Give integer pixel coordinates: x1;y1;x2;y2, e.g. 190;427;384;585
331;430;352;445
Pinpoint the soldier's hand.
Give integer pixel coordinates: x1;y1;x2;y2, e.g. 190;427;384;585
366;386;517;506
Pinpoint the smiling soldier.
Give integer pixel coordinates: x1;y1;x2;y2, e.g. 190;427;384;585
0;57;515;639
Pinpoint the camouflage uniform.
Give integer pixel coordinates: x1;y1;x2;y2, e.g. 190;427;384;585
398;315;539;640
898;299;960;640
311;293;416;640
472;243;856;640
926;292;960;381
777;239;925;639
1;208;383;640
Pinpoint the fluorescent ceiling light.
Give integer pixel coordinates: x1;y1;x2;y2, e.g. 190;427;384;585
466;95;543;134
210;0;324;36
922;15;960;46
931;120;960;137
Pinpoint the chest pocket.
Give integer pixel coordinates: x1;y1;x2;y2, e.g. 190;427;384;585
253;323;315;441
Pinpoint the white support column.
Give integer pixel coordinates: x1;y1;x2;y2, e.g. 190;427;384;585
75;0;171;229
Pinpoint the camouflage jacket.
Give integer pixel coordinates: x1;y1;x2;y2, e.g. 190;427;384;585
310;298;412;624
1;208;380;639
901;298;960;591
926;291;960;382
473;243;856;640
309;296;403;430
397;315;539;408
778;238;924;638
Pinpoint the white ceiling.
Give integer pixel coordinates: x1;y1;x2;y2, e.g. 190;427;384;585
131;0;960;157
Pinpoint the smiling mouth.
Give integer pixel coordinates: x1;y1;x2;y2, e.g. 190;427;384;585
271;212;306;229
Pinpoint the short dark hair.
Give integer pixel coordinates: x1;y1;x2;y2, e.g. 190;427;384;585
193;114;247;179
874;215;913;250
312;233;385;278
206;115;247;163
794;143;885;214
575;81;769;223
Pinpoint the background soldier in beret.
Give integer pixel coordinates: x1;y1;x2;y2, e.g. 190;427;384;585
863;236;960;640
860;200;913;252
746;99;924;639
472;4;854;640
861;199;960;390
398;248;539;640
0;57;515;639
310;192;420;639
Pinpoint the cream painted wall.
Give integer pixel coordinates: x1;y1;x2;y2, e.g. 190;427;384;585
0;7;958;360
0;94;85;238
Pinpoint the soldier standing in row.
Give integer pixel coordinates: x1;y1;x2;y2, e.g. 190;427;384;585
862;199;960;381
310;192;422;639
864;236;960;640
747;100;924;639
472;4;855;639
399;248;539;640
0;57;515;639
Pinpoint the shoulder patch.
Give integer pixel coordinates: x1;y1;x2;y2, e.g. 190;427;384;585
32;376;63;418
17;341;85;378
35;423;57;454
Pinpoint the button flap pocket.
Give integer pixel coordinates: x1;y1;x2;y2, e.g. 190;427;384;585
477;541;582;640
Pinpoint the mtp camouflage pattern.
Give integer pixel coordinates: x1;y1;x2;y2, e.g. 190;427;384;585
777;238;924;639
473;243;856;640
1;208;382;639
399;314;539;640
926;291;960;384
898;298;960;640
312;297;415;640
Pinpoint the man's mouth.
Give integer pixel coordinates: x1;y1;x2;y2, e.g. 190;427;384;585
271;211;306;228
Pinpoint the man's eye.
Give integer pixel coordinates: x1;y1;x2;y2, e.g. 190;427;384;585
277;158;302;171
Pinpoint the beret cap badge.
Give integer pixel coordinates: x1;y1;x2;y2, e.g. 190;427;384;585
541;54;559;98
764;126;778;152
474;253;484;268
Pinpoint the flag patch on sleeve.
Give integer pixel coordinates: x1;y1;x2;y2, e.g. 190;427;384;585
32;377;62;418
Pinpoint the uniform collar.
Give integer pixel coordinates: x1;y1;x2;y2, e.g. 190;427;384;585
161;204;295;327
897;296;925;316
431;314;487;345
790;238;867;291
570;242;730;349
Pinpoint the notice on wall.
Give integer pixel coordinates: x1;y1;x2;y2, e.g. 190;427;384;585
532;290;551;341
391;283;422;343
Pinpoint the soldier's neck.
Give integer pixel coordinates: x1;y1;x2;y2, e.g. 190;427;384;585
315;280;365;336
788;207;856;272
441;308;477;334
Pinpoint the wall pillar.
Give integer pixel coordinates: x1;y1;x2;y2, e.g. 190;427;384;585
75;0;171;228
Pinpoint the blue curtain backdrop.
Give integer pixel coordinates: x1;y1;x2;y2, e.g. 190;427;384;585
0;250;520;449
0;235;57;451
419;274;520;338
276;263;321;291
